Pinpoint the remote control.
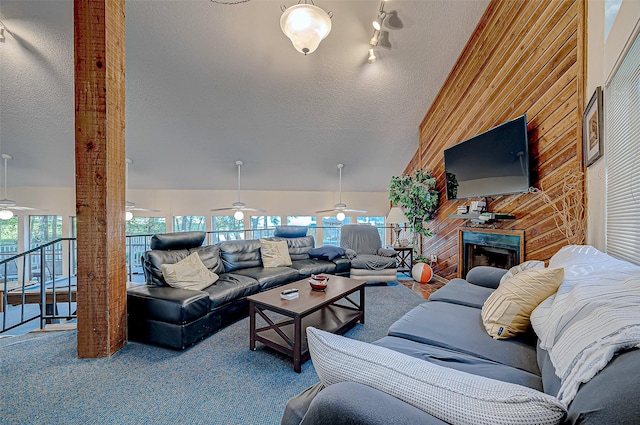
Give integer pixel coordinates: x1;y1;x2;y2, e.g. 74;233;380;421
281;289;299;295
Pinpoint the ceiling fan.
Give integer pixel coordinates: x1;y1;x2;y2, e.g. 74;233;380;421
210;160;265;220
0;153;46;220
125;158;160;221
316;163;366;221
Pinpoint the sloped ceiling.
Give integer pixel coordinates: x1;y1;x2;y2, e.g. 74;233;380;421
0;0;488;194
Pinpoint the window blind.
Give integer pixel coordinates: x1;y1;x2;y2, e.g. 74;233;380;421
605;31;640;265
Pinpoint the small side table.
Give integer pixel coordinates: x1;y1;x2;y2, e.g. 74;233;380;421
394;247;413;274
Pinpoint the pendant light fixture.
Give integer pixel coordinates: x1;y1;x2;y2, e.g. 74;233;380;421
280;1;332;55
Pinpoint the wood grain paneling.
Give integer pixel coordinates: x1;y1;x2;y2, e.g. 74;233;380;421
406;0;586;280
74;0;127;358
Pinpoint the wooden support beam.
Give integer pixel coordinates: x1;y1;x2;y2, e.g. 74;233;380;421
74;0;127;358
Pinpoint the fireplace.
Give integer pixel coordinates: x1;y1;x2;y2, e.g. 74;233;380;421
458;228;524;278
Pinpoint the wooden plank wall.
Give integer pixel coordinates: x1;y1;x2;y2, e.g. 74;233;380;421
407;0;586;280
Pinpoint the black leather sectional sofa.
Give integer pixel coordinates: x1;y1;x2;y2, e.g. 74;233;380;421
127;230;350;349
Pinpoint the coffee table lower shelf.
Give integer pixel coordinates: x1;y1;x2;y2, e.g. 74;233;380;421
253;304;362;368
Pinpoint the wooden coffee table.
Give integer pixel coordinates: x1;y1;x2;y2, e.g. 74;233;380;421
248;275;366;373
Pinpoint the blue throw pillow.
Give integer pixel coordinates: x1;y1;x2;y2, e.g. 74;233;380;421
309;246;346;261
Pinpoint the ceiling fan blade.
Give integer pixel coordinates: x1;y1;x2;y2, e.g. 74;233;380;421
11;206;47;211
343;209;368;213
241;207;266;213
210;207;236;212
131;207;161;213
315;209;337;214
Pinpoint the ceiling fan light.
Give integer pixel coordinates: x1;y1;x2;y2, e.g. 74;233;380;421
281;3;332;55
234;210;244;220
336;211;346;221
125;211;134;221
0;209;14;220
368;49;377;64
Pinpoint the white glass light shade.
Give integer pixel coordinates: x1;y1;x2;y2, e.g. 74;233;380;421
234;210;244;220
280;4;332;55
336;211;346;221
125;211;134;221
386;207;408;224
0;209;14;220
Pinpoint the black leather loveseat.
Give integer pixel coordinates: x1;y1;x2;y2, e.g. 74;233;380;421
127;229;350;349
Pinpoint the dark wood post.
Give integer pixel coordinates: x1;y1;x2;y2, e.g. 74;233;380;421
74;0;127;358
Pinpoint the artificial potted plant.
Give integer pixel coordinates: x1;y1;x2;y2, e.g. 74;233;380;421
388;168;439;256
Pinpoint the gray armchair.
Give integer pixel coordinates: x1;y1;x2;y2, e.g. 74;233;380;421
340;224;397;283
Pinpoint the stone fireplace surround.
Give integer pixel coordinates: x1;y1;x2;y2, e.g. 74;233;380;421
457;228;525;278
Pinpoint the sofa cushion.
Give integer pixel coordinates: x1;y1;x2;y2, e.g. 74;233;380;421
482;268;563;339
202;272;260;309
388;302;539;375
143;249;190;286
219;239;262;272
233;266;300;291
273;225;308;238
259;239;293;267
188;245;224;274
273;235;315;261
374;336;543;391
150;231;205;250
428;278;494;309
350;254;396;270
307;327;565;425
161;252;219;291
290;259;336;277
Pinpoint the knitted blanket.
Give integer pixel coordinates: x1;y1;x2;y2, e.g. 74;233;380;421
530;245;640;405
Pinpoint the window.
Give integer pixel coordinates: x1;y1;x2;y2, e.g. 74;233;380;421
321;216;350;246
249;215;281;239
173;216;206;232
605;0;623;40
357;216;385;245
126;217;166;235
212;216;244;243
605;31;640;264
0;217;19;284
29;215;63;281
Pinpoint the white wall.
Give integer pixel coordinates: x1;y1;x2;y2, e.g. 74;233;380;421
586;0;640;249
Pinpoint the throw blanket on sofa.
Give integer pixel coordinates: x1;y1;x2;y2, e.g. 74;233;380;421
531;245;640;405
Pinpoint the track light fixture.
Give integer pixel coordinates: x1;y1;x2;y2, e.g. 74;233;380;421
368;49;377;64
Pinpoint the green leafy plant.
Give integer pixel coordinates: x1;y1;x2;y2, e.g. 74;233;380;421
389;169;439;252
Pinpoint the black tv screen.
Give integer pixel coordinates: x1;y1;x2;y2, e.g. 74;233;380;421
444;114;530;200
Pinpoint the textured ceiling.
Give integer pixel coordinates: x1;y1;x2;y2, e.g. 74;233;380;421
0;0;488;193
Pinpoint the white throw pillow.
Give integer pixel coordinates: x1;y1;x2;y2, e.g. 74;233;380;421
307;327;565;425
161;252;219;291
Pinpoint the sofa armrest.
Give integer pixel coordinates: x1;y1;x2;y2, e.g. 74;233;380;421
291;382;448;425
377;248;398;258
465;266;508;289
127;285;210;325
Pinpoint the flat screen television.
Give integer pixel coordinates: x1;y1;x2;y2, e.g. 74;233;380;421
444;114;530;200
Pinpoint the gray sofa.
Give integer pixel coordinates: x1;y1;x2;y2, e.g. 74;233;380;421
282;262;640;424
127;229;350;349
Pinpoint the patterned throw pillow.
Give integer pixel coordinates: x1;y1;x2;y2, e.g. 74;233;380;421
306;327;565;425
482;267;564;339
259;239;293;268
161;252;219;291
499;260;545;285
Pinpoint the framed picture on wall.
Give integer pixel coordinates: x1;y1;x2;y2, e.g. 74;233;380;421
583;86;604;167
